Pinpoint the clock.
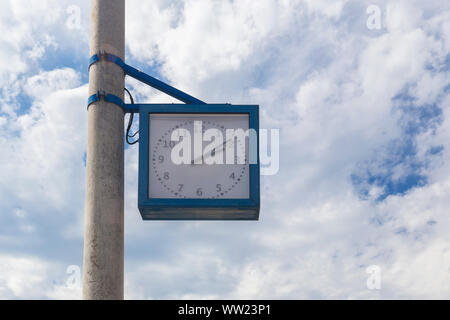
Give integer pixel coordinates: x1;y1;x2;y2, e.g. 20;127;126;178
138;104;260;220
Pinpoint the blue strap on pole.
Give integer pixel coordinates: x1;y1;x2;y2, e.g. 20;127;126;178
87;90;136;113
88;51;206;107
89;51;125;69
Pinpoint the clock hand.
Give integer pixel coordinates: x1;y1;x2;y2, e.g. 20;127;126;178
193;138;237;164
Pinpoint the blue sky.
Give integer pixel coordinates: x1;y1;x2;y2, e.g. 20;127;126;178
0;0;450;299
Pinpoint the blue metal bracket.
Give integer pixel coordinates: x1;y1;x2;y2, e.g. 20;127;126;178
88;51;206;108
122;63;206;105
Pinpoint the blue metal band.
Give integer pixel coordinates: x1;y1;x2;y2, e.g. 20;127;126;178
88;51;125;70
88;91;137;113
87;91;124;108
88;54;99;68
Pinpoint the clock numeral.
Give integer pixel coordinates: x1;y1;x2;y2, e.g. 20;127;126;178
163;172;170;180
164;140;176;148
229;172;235;180
216;184;222;192
158;155;164;163
178;184;184;192
196;188;203;196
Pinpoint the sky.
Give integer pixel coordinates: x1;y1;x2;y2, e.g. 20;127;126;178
0;0;449;299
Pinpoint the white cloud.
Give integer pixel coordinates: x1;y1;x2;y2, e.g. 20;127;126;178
0;255;81;299
126;0;299;89
0;67;87;257
25;68;81;99
0;255;49;298
304;0;347;18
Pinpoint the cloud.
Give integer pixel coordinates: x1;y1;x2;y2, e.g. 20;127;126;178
25;68;81;99
0;255;50;298
0;65;87;272
126;0;301;93
0;255;81;299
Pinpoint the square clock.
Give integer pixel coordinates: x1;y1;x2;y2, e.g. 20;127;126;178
138;104;260;220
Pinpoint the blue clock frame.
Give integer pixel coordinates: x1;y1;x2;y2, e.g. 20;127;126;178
138;104;260;220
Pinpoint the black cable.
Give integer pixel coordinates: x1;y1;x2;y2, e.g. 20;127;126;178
124;87;139;145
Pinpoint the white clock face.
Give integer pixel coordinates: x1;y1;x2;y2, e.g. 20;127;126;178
148;113;250;199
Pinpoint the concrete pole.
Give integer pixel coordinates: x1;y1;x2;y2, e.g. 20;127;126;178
83;0;125;300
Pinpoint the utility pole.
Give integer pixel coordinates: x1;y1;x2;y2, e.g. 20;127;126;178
83;0;125;299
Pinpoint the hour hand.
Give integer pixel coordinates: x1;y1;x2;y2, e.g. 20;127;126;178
191;139;231;164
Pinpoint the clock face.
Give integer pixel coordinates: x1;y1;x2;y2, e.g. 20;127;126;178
148;113;250;199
